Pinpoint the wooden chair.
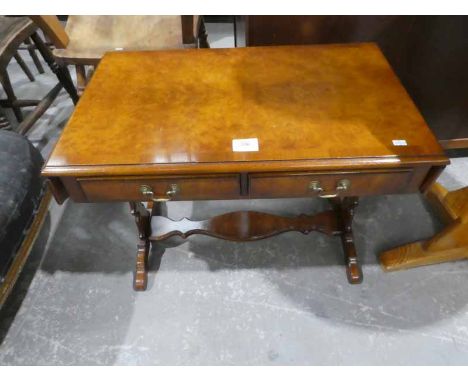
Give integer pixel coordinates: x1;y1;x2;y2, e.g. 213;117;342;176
0;16;78;135
31;16;209;94
0;109;52;308
17;36;45;77
380;183;468;270
0;17;44;84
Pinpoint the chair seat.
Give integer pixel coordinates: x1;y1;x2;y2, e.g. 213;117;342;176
0;16;36;68
0;130;44;279
53;16;189;64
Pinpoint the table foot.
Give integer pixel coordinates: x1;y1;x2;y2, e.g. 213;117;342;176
134;239;149;291
342;231;363;284
129;202;152;291
331;197;363;284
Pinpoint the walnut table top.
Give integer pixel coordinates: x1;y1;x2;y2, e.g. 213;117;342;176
43;44;447;177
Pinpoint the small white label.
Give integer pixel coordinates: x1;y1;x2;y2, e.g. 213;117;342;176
115;47;124;51
392;139;408;146
232;138;259;152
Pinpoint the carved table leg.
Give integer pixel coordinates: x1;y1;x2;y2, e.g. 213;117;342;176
331;197;363;284
134;239;149;291
129;201;165;291
129;202;151;291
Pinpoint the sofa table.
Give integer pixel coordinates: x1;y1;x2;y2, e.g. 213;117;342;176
42;44;449;290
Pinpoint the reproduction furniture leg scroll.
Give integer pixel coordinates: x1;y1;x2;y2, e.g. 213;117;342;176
333;197;363;284
130;202;151;291
134;239;149;291
380;184;468;271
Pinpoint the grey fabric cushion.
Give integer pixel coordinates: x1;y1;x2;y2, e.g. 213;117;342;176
0;130;44;279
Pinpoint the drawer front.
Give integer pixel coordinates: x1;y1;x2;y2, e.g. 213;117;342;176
78;175;240;202
249;170;414;198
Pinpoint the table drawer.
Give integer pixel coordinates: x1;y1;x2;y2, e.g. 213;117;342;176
78;175;240;202
249;170;414;198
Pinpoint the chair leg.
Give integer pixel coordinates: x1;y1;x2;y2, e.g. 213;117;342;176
0;69;23;122
75;65;87;96
14;52;35;82
25;37;45;74
17;82;62;135
29;31;79;104
0;106;11;130
198;17;210;48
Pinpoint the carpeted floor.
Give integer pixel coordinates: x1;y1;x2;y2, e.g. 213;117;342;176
1;22;468;365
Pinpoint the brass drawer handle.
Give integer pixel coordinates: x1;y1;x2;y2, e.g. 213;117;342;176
309;179;351;198
140;184;178;202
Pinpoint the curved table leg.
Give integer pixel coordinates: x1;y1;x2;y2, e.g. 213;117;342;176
129;202;151;291
130;201;165;291
341;197;363;284
330;197;363;284
134;239;149;291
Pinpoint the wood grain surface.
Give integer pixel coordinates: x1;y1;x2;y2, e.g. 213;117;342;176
43;44;447;178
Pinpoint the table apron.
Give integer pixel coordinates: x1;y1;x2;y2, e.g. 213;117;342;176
49;166;436;203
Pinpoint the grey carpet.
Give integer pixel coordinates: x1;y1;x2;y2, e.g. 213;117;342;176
2;194;468;365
